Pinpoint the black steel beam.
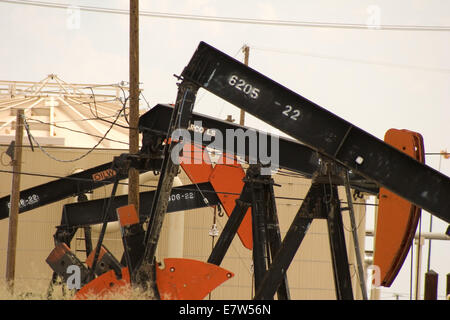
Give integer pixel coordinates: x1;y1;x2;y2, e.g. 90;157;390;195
0;162;122;220
139;104;378;195
265;180;290;300
60;182;219;228
0;157;162;220
249;171;269;292
180;41;450;223
133;81;198;294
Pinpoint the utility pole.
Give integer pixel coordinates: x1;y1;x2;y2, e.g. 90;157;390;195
5;109;24;293
239;45;249;126
129;0;140;212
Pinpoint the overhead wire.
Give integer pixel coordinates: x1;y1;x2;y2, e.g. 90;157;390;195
250;46;450;74
70;86;130;128
75;96;132;129
25;118;130;146
26;114;123;124
1;0;450;32
17;82;138;161
23;93;127;162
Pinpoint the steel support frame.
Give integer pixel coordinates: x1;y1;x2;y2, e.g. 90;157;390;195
207;164;290;300
264;174;290;300
132;81;199;296
249;166;269;292
253;181;354;300
325;184;354;300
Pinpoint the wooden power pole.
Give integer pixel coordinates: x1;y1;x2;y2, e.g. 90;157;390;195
239;45;249;126
129;0;140;212
5;109;24;293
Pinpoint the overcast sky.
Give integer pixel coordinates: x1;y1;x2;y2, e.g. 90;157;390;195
0;0;448;299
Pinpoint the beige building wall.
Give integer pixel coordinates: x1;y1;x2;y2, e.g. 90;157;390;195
0;145;367;299
0;145;127;295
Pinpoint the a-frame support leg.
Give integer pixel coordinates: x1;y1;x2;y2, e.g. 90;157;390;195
264;178;290;300
207;164;290;299
253;183;319;300
254;181;354;300
325;184;354;300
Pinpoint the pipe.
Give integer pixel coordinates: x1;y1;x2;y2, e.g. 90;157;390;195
366;230;450;241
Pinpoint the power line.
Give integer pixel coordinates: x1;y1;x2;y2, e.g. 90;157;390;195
251;46;450;74
1;0;450;31
26;118;130;146
27;115;121;124
23;98;127;162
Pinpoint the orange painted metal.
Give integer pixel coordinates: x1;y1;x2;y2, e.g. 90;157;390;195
116;204;140;227
75;258;234;300
46;242;71;264
91;168;117;182
74;267;131;299
374;129;424;287
180;144;214;184
85;246;107;269
209;160;253;250
155;258;234;300
180;144;253;250
75;141;250;298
